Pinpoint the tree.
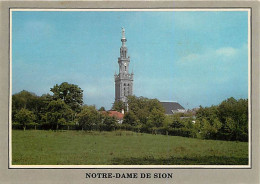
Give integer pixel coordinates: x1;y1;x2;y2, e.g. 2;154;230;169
126;95;165;133
196;105;219;124
37;94;54;123
46;99;73;130
148;107;165;128
123;111;138;126
14;108;36;131
12;90;37;110
193;97;248;141
102;115;117;131
136;108;149;125
199;118;216;139
170;116;183;129
98;106;106;111
218;97;248;141
50;82;83;113
12;90;40;121
77;105;101;130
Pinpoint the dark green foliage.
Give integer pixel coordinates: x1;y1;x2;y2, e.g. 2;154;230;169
190;97;248;141
12;82;84;130
50;82;83;113
102;115;117;131
37;94;54;123
77;105;101;130
123;96;165;133
12;85;248;142
123;111;139;126
98;106;106;111
12;91;48;130
12;91;40;122
217;98;248;141
12;90;58;128
14;108;36;131
12;90;38;111
148;108;165;128
159;97;248;142
46;99;73;130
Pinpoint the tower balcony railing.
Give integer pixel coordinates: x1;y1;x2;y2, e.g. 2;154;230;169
118;56;130;60
114;73;134;80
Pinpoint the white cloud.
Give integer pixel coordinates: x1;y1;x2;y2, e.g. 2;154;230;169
216;47;237;57
177;45;245;65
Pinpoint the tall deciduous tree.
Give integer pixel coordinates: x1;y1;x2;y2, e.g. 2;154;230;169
14;108;36;131
12;90;37;110
50;82;83;113
46;99;73;130
12;90;38;116
102;115;117;131
77;105;101;130
123;111;138;126
218;97;248;141
148;107;165;128
124;95;165;133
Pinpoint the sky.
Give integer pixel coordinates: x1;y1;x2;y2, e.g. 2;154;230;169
12;10;249;110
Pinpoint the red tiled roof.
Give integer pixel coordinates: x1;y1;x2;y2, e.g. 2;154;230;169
101;111;124;120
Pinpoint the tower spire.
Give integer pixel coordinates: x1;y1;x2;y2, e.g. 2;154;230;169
115;28;133;103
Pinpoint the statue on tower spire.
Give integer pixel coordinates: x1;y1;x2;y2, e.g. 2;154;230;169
121;27;125;39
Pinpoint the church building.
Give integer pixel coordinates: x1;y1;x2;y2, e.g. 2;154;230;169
114;28;134;103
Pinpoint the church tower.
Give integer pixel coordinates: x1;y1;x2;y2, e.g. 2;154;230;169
114;28;134;103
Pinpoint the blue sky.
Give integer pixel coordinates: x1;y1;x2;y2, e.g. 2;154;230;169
12;10;249;110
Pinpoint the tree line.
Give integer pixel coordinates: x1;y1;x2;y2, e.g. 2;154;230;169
119;97;248;142
12;82;248;142
12;82;117;131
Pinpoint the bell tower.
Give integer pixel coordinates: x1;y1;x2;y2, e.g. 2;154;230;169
114;28;134;103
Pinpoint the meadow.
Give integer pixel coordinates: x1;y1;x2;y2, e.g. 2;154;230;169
12;130;248;165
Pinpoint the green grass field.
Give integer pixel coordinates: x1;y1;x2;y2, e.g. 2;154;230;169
12;130;248;165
